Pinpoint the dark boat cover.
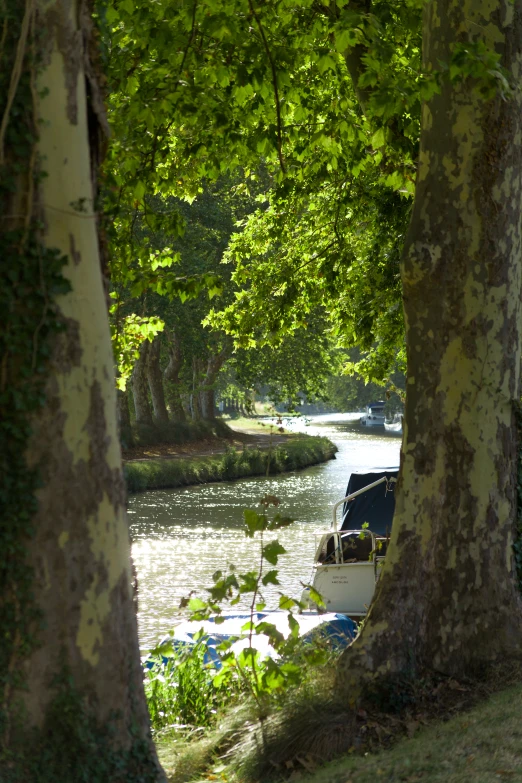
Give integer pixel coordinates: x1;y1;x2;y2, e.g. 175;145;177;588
341;469;399;536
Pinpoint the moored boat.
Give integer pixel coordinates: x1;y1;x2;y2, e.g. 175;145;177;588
302;468;398;616
147;611;357;668
360;401;386;427
384;413;403;436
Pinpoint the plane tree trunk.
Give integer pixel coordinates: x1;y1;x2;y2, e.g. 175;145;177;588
337;0;522;694
117;388;135;449
0;1;165;778
190;357;203;420
163;328;186;422
201;349;228;420
131;341;153;426
146;336;169;424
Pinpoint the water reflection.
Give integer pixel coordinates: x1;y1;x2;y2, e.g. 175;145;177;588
129;413;401;650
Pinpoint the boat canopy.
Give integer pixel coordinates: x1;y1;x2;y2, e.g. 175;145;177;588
341;468;399;537
367;401;385;410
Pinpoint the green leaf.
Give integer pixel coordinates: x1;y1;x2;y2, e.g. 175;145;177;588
371;127;386;149
262;540;286;565
288;613;299;639
267;512;294;530
188;597;207;612
279;594;298;611
262;569;280;586
307;585;326;609
244;508;267;537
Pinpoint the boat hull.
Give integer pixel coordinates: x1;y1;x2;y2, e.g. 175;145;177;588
360;415;385;427
304;562;376;615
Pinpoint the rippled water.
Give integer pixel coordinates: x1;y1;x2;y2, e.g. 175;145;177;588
129;413;401;650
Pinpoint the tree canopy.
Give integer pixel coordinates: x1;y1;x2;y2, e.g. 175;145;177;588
101;0;429;392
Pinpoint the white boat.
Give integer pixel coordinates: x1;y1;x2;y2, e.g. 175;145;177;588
302;468;398;617
149;611;357;668
360;401;385;427
384;414;403;435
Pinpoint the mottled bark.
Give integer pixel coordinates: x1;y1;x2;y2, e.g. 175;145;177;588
146;336;169;424
201;349;227;420
117;388;134;448
338;0;522;691
163;328;186;422
131;341;153;426
8;0;164;776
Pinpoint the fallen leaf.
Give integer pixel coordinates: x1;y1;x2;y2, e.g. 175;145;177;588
296;754;317;772
406;721;419;738
448;679;467;691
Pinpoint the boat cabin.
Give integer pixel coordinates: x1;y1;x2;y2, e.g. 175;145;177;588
302;468;398;616
360;401;386;427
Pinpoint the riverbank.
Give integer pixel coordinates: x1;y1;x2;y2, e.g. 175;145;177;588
157;675;522;782
124;432;337;493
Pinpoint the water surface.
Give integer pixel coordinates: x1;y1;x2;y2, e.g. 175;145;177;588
129;413;401;650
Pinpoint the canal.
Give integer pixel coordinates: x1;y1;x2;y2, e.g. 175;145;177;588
129;413;401;650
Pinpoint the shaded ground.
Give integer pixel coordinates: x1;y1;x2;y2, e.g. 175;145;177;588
122;419;289;462
157;663;522;783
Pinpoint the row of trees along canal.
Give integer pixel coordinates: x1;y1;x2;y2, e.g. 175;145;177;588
2;0;522;780
116;179;401;448
114;180;381;449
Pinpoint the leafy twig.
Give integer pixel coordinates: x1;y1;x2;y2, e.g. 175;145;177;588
247;0;286;174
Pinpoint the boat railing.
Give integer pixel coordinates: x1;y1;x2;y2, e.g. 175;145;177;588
331;475;397;531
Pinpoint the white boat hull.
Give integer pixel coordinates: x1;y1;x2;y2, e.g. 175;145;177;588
384;421;402;435
307;562;377;615
360;415;385;427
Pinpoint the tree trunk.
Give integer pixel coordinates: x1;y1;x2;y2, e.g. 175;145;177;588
117;388;135;449
337;0;522;693
146;336;169;424
131;341;153;426
201;350;227;420
190;357;203;420
181;393;191;419
0;1;164;778
163;328;186;422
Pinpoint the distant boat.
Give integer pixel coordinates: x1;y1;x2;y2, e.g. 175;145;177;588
384;414;403;436
360;401;385;427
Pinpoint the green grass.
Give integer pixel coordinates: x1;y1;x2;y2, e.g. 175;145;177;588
304;683;522;783
124;435;337;493
157;682;522;783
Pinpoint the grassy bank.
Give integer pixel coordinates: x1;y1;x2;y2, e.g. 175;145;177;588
299;682;522;783
124;434;336;493
156;675;522;783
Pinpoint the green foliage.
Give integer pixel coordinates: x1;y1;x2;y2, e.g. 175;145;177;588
325;353;405;413
103;0;424;386
111;311;164;390
124;435;336;493
145;645;231;734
